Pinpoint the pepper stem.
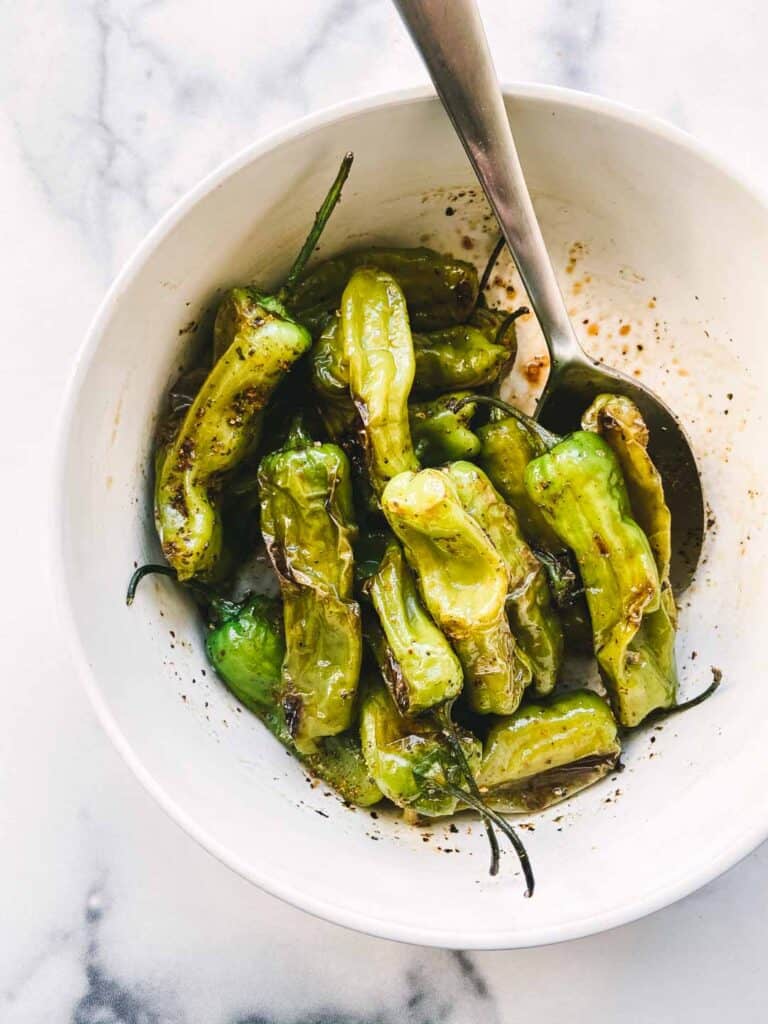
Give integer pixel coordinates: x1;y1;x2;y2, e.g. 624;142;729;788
126;563;210;606
280;152;354;300
478;235;506;296
453;393;561;451
642;669;722;726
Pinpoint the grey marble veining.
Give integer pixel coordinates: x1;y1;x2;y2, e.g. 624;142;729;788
2;1;768;1022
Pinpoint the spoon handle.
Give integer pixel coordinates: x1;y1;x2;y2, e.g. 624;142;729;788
393;0;584;370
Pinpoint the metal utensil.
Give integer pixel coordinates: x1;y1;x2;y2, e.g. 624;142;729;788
394;0;704;592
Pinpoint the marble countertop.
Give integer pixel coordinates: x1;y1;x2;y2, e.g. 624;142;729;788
3;1;768;1020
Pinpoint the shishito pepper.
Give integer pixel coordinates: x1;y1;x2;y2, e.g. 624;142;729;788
258;420;361;752
289;246;479;335
359;675;481;817
478;690;621;812
582;394;676;625
382;468;531;714
206;594;381;806
154;156;354;581
155;298;310;580
410;306;519;394
442;461;563;695
365;538;463;715
309;313;357;442
340;268;420;495
525;431;678;726
409;392;480;466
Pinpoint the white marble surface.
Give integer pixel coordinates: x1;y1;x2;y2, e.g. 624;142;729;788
3;1;768;1020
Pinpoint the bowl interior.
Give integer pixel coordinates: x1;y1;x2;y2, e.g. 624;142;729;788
59;89;768;948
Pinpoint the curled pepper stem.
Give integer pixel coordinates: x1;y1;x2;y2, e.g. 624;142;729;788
436;781;535;897
479;235;506;296
126;563;210;606
453;394;561;451
280;152;354;300
433;704;501;876
495;307;530;350
639;670;722;727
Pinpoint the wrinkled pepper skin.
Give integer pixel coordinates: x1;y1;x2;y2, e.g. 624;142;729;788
258;425;361;752
583;394;676;625
310;313;358;441
525;432;678;726
409;392;480;467
411;323;516;394
155;292;310;580
367;538;463;715
478;690;621;812
443;461;563;695
288;246;479;335
360;677;481;817
205;594;380;806
341;268;419;495
382;468;530;715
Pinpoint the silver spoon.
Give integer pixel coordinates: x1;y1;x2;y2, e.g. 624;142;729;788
394;0;704;592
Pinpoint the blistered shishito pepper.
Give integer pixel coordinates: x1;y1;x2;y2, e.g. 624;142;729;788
525;431;677;726
410;307;519;394
289;246;479;335
366;538;463;715
205;594;381;806
341;268;419;496
154;157;355;581
359;675;481;817
478;691;621;812
582;394;676;624
259;420;361;752
382;468;531;714
155;299;310;580
442;461;563;695
310;312;358;442
409;392;480;466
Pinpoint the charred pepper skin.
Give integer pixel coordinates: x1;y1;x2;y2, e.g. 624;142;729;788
442;461;563;695
410;312;517;394
359;676;481;817
524;431;678;727
478;690;621;812
341;268;419;496
155;292;310;581
205;594;381;806
258;423;361;753
381;468;531;715
366;538;463;715
409;392;480;467
289;246;479;335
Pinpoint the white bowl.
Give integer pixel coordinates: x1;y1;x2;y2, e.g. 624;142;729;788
55;85;768;949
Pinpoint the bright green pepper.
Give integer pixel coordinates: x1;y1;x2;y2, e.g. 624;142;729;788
340;268;419;495
583;394;676;624
382;468;531;714
205;594;380;806
359;676;481;817
289;246;479;335
442;461;563;695
309;313;358;442
366;538;463;715
478;690;621;812
258;421;361;752
409;392;480;466
155;294;310;580
525;431;677;726
410;315;517;394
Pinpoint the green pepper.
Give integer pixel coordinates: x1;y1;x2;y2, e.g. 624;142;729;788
309;312;358;442
409;392;480;466
381;468;531;714
258;421;361;752
155;295;310;580
154;156;355;582
525;431;677;726
478;690;621;812
340;268;419;496
366;538;463;715
289;246;479;335
410;315;517;394
582;394;676;625
359;676;481;817
205;593;380;806
442;461;563;695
